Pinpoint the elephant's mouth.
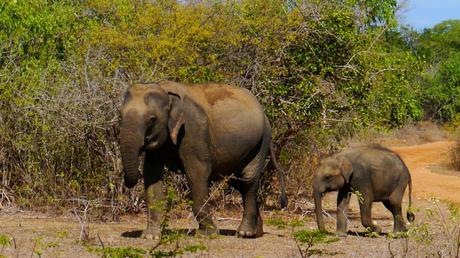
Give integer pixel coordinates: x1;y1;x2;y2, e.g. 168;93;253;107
144;140;159;151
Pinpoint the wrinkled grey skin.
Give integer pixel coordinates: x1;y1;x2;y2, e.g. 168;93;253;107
119;80;287;239
313;144;415;236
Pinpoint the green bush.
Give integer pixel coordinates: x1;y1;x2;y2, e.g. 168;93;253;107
421;54;460;121
417;19;460;122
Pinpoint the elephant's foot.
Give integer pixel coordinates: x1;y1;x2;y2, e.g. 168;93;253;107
197;219;219;236
393;215;408;233
336;231;348;237
237;214;263;238
393;224;408;233
141;225;161;240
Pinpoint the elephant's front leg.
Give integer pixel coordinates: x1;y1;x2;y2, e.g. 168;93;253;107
184;159;218;235
336;188;351;236
359;193;382;234
142;153;165;239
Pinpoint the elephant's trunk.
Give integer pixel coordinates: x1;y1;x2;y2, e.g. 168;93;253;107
314;188;325;231
119;115;145;188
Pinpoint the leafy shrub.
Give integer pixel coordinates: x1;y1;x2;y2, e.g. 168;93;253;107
421;54;460;121
293;230;339;257
87;246;146;258
417;19;460;122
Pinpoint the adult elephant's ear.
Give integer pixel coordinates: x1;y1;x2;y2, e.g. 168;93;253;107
338;156;353;183
167;92;185;145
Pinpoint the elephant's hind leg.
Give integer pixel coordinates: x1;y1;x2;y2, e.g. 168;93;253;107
233;149;266;238
233;179;263;238
383;191;407;233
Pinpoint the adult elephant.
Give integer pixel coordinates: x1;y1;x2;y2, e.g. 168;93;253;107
119;80;287;239
313;145;415;236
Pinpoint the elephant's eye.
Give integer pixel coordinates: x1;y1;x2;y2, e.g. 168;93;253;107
148;115;157;125
324;175;332;181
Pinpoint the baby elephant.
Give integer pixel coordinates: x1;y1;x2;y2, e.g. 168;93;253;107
313;144;415;236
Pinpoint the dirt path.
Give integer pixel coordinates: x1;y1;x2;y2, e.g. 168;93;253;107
391;141;460;204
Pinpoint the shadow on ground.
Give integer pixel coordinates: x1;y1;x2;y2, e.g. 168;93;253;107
121;228;238;238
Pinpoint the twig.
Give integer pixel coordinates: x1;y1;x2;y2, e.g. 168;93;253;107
387;241;395;258
97;234;105;249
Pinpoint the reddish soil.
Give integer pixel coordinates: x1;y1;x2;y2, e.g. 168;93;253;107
392;141;460;204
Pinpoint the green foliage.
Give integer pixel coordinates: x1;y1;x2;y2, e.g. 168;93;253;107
346;0;398;28
417;19;460;122
0;235;11;249
293;230;339;244
418;20;460;61
446;201;460;221
421;53;460;121
31;235;59;258
293;230;340;257
364;227;380;238
351;187;364;204
87;246;146;258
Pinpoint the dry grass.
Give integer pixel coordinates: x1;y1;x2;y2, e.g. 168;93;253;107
450;140;460;171
348;121;454;147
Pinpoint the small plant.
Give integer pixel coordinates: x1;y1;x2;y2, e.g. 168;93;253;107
351;187;364;204
87;246;146;258
364;227;380;238
388;197;460;257
407;222;433;244
293;230;339;257
149;187;207;257
31;235;59;258
447;201;460;221
0;234;12;255
69;198;104;242
56;231;69;239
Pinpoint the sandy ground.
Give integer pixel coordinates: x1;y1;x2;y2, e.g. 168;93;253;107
392;141;460;204
1;140;459;257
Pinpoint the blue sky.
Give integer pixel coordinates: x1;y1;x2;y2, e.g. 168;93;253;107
399;0;460;30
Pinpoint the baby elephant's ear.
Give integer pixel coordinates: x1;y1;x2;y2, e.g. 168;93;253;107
338;156;353;183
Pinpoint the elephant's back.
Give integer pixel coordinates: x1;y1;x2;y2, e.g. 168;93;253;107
187;84;265;131
188;83;262;111
188;84;267;171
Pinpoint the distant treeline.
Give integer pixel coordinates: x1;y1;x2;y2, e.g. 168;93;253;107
0;0;459;210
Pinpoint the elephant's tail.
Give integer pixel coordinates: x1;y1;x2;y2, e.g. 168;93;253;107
269;142;288;209
407;171;415;222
